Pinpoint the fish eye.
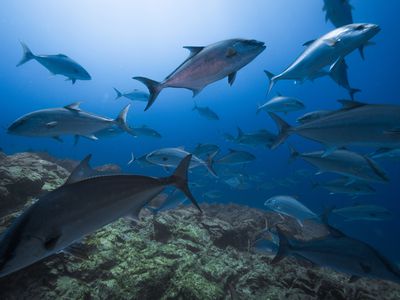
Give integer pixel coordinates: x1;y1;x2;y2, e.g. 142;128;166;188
162;157;168;162
355;24;366;31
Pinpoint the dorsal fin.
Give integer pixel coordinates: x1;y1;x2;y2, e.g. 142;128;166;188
64;102;82;112
303;39;315;47
183;46;205;59
65;154;94;185
337;99;366;110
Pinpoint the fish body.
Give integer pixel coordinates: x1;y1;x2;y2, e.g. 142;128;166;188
193;143;220;157
265;23;380;97
146;147;217;177
113;88;149;102
193;103;219;120
369;148;400;160
133;38;265;110
8;103;133;141
235;128;276;148
332;204;392;221
270;101;400;150
0;155;200;278
290;147;388;183
264;195;319;226
17;43;91;83
257;96;305;114
296;110;334;124
273;226;400;284
314;178;375;197
215;149;256;165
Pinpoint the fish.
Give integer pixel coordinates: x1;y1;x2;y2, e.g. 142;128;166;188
222;133;236;142
369;148;400;160
113;88;149;102
272;225;400;284
265;23;380;98
7;102;134;143
193;143;220;157
257;94;305;114
128;153;156;168
133;38;265;110
215;149;256;165
16;42;91;84
234;127;277;148
289;146;388;184
296;110;334;124
323;0;354;28
131;125;162;138
332;204;392;222
192;102;219;120
312;178;375;197
269;100;400;153
146;147;217;177
0;155;201;278
264;195;319;227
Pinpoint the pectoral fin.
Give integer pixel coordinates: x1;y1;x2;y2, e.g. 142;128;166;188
46;121;58;128
228;72;237;86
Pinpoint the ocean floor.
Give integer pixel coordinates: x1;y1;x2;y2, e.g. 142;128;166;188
1;151;400;300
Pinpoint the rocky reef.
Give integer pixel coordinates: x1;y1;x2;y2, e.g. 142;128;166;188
0;151;400;300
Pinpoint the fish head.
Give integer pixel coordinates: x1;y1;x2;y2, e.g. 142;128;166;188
0;208;58;278
73;65;92;80
7;114;38;136
146;149;181;167
339;23;380;46
150;130;162;138
231;39;266;58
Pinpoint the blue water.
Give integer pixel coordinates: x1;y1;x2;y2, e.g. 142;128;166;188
1;1;399;261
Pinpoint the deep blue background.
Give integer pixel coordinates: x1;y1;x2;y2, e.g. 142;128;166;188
1;1;399;261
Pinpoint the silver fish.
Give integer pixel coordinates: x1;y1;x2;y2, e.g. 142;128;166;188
234;127;277;148
257;94;305;114
332;204;392;222
289;146;388;183
113;88;149;102
0;155;200;278
270;100;400;155
264;195;319;227
17;42;91;84
215;149;256;165
369;148;400;160
8;102;134;142
265;23;380;98
273;225;400;284
133;38;265;110
146;147;217;177
192;102;219;120
193;143;220;157
313;178;375;197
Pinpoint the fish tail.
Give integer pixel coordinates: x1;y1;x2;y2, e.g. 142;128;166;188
168;155;202;213
288;144;299;162
132;76;163;111
205;150;219;177
115;104;136;136
271;227;292;264
264;70;277;95
113;88;123;100
17;41;35;67
268;112;291;149
192;100;198;111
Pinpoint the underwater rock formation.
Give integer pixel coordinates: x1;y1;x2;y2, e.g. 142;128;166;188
0;152;399;299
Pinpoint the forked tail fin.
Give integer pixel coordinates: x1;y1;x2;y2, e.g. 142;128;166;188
132;76;163;111
17;42;35;67
168;155;202;213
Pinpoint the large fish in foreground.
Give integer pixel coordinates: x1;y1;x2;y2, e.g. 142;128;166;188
17;42;91;84
265;23;380;98
272;225;400;284
269;100;400;154
0;155;201;278
8;102;134;142
133;38;266;110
